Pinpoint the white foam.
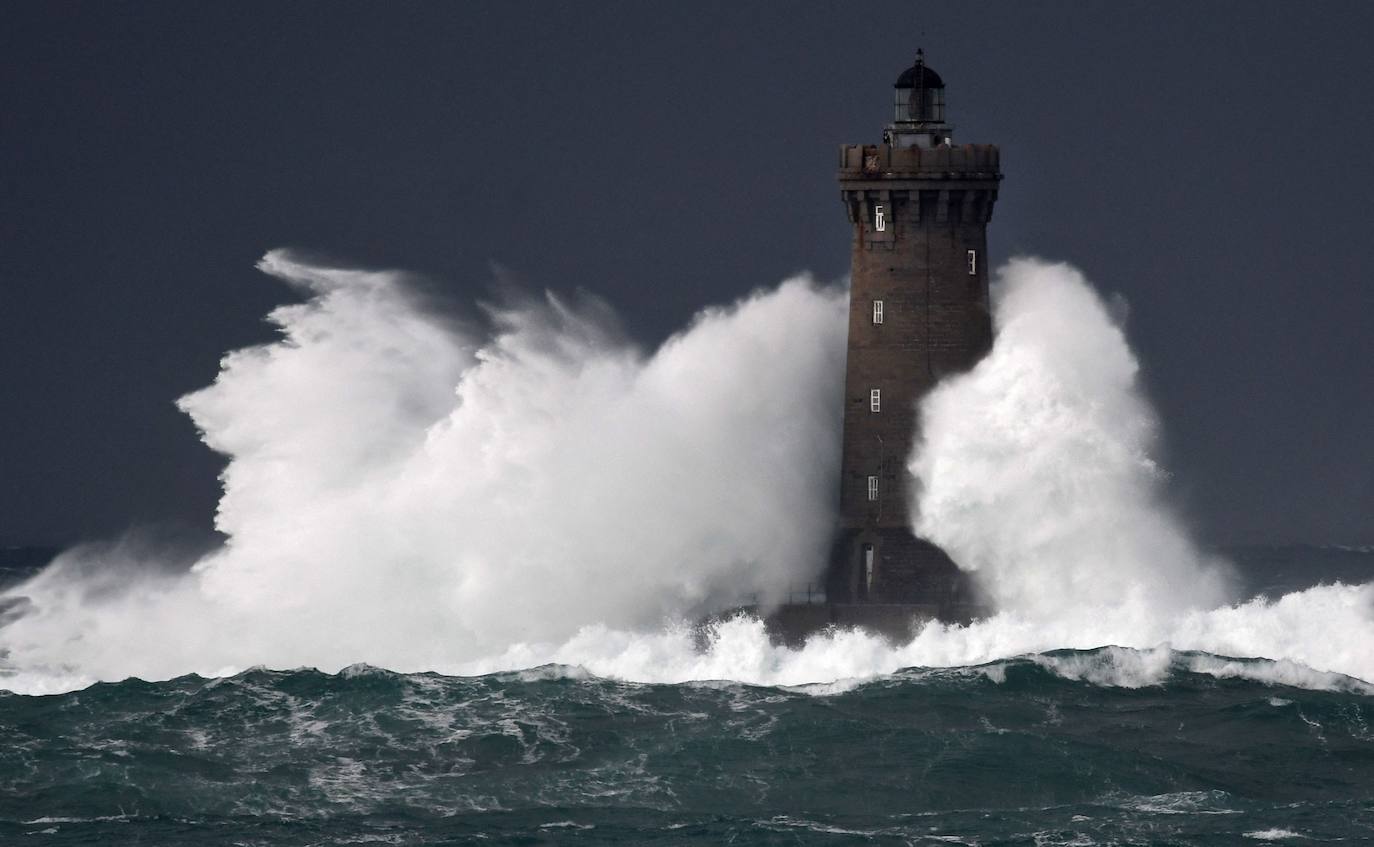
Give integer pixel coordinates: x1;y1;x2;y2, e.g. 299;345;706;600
1119;790;1238;815
0;253;846;689
1030;646;1174;689
1244;829;1304;841
0;255;1369;694
912;259;1233;632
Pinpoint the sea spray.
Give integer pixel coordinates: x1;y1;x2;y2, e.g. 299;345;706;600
911;257;1234;631
1;254;1371;694
0;251;848;687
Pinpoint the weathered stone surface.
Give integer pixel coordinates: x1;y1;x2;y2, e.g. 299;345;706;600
827;142;1001;614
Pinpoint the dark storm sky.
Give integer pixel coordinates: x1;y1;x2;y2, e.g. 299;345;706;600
2;2;1371;547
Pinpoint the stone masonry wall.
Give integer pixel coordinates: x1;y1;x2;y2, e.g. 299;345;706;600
829;143;1000;608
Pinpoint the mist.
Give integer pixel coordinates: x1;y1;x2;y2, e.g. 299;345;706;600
1;253;1370;695
912;258;1234;629
0;251;846;689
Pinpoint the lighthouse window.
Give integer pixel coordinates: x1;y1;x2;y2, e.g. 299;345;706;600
874;205;886;232
870;388;881;412
967;249;977;275
863;545;875;594
867;475;879;501
872;300;884;324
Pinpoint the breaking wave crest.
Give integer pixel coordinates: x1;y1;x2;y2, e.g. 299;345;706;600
1;253;1370;695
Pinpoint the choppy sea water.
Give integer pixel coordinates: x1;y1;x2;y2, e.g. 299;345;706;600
1;649;1370;846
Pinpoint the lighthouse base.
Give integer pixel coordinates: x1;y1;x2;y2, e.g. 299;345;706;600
697;599;990;650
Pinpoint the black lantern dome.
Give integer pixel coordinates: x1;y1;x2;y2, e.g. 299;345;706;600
894;56;945;90
884;48;953;148
892;49;946;125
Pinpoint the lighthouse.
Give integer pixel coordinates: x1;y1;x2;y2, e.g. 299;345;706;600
826;51;1001;615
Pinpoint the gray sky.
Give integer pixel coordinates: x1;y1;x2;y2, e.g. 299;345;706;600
2;1;1371;547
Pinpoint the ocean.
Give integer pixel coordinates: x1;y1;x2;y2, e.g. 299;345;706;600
2;545;1371;846
1;647;1370;845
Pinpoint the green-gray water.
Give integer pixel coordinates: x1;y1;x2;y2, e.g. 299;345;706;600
2;649;1370;846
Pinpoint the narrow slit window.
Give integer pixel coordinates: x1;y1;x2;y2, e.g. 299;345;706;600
967;249;977;275
867;475;879;501
862;544;875;595
874;204;886;232
872;299;884;324
870;388;881;412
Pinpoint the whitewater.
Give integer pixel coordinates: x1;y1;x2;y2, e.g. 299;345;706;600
1;253;1370;695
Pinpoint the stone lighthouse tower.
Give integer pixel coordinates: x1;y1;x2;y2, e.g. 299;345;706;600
826;51;1001;615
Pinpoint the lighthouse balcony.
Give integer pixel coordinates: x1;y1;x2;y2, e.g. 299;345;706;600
839;143;1000;179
